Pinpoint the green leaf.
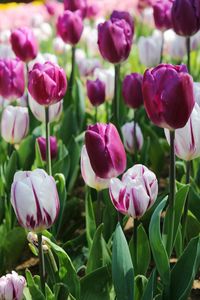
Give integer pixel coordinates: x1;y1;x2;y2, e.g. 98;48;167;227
18;135;35;169
134;275;148;300
74;78;85;131
5;150;18;191
59;105;78;146
174;225;183;258
35;139;44;168
187;212;200;240
112;223;134;300
86;224;111;274
85;188;96;249
66;137;80;191
25;270;45;300
54;283;70;300
169;235;200;300
52;142;70;179
141;270;157;300
149;197;170;287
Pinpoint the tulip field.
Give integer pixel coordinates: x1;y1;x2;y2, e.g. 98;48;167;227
1;0;200;299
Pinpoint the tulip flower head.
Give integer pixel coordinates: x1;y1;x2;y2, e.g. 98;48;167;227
86;79;105;106
37;136;58;161
121;122;144;154
11;169;60;232
138;33;162;67
122;73;143;109
28;61;67;106
10;27;38;62
109;164;158;219
142;64;195;130
153;0;173;32
85;123;127;179
1;106;29;144
64;0;87;18
94;68;115;100
0;271;26;300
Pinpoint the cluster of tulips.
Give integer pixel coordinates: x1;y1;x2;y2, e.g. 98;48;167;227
0;0;200;299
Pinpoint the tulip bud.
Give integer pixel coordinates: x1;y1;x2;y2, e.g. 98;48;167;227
153;0;172;31
122;73;143;109
138;34;162;67
143;64;195;130
57;11;84;45
171;0;200;37
1;106;29;144
64;0;87;18
10;27;38;62
164;103;200;161
28;61;67;106
0;271;26;300
94;68;115;100
98;11;134;64
0;58;25;100
37;136;58;161
85;123;127;179
121;122;143;154
11;169;60;231
109;164;158;218
29;95;62;123
81;145;110;190
86;79;105;107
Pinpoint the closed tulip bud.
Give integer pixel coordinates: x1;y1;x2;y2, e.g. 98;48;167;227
122;73;143;109
164;103;200;161
81;145;110;190
57;11;84;45
10;27;38;62
171;0;200;37
11;169;60;231
94;68;115;100
110;164;158;218
28;61;67;106
98;11;134;64
0;271;26;300
85;123;127;179
37;136;58;161
143;64;195;130
1;106;29;144
153;0;172;31
86;79;105;106
138;34;162;67
0;58;25;100
121;122;143;154
64;0;87;18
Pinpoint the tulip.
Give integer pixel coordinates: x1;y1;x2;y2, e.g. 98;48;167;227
85;123;126;179
97;11;134;64
164;103;200;161
153;0;172;31
77;58;101;77
86;4;99;19
28;61;67;106
37;136;58;161
121;122;143;154
94;68;115;100
138;34;162;67
11;169;60;231
10;27;38;62
122;73;143;109
0;58;25;100
110;10;134;34
171;0;200;37
53;37;70;55
28;95;63;123
86;79;105;106
64;0;87;18
81;145;110;190
109;164;158;218
142;64;195;130
28;52;58;71
0;271;26;300
1;106;29;144
57;11;84;45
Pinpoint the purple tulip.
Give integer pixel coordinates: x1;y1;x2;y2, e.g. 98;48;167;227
11;169;60;231
171;0;200;37
153;0;173;31
122;73;143;109
86;4;99;19
142;64;195;130
28;61;67;106
85;123;127;179
0;271;26;300
111;10;134;35
86;79;105;107
109;164;158;219
57;11;84;45
0;58;25;100
64;0;87;18
37;136;58;161
98;11;134;64
10;27;38;62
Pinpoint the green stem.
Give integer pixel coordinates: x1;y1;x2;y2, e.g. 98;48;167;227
69;45;76;99
94;107;98;123
96;190;102;226
113;64;121;128
106;101;110;123
133;218;139;274
182;161;191;244
166;130;176;257
37;233;46;295
45;107;52;176
186;37;191;73
160;32;164;64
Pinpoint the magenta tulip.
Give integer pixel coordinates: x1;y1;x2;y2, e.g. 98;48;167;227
122;73;143;109
153;0;173;31
86;79;105;106
64;0;87;18
37;136;58;161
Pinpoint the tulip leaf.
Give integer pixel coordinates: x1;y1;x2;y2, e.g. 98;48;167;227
18;135;36;169
85;188;96;249
52;141;70;179
54;283;71;300
59;105;78;146
25;270;45;300
34;139;44;168
186;211;200;241
66;137;80;192
86;224;111;274
134;275;148;300
112;223;134;300
169;235;200;300
141;269;157;300
5;150;18;191
149;197;170;287
174;224;183;258
74;78;85;132
80;266;111;300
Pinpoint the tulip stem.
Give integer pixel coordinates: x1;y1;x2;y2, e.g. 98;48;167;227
94;107;98;123
96;190;102;226
186;37;191;73
182;161;191;244
160;32;164;64
69;45;76;100
38;233;46;296
45;107;52;176
166;130;175;257
133;218;139;274
113;64;121;128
